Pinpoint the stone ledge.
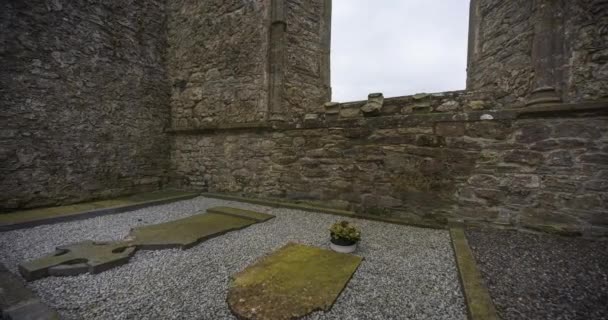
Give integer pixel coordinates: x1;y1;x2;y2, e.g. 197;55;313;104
449;228;499;320
0;190;200;231
167;121;271;134
169;101;608;134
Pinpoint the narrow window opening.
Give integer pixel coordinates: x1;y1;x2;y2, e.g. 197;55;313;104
331;0;470;101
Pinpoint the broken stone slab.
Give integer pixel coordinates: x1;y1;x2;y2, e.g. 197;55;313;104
361;92;384;115
0;263;60;319
19;207;275;281
227;242;363;320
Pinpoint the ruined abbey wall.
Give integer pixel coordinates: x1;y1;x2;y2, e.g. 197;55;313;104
2;0;607;235
467;0;608;105
168;0;330;128
167;0;270;126
172;92;608;236
0;1;171;210
171;0;608;236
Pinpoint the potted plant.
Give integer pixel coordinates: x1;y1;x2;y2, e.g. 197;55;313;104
329;220;361;253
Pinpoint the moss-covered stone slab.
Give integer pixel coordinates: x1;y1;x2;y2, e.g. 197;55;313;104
0;190;199;231
18;207;275;281
227;243;362;320
130;212;264;250
19;241;136;281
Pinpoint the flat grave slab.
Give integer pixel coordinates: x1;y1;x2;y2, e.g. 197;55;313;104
228;242;363;320
130;212;264;250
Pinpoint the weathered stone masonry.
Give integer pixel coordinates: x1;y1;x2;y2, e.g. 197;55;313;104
170;0;608;236
1;0;171;210
2;0;607;236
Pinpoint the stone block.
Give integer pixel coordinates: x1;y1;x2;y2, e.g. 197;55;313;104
435;122;465;137
436;100;460;112
545;150;574;167
515;124;552;143
18;208;275;280
466;121;511;140
579;153;608;165
503;150;544;166
502;174;541;189
465;100;486;111
323;102;340;114
468;175;500;188
360;93;383;116
339;106;360;118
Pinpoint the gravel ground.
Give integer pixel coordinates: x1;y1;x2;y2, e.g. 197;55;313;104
0;196;465;320
466;228;608;320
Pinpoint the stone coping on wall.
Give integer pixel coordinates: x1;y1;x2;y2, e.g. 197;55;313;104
0;190;199;231
168;100;608;134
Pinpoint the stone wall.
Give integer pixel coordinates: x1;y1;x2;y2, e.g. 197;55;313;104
0;0;170;210
467;0;535;106
282;0;331;120
171;95;608;236
167;0;270;127
563;0;608;102
467;0;608;105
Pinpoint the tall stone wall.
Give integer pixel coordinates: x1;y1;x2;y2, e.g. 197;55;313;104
169;0;608;235
467;0;608;105
563;0;608;102
171;93;608;236
167;0;271;127
467;0;535;106
0;0;170;210
167;0;331;128
282;0;331;120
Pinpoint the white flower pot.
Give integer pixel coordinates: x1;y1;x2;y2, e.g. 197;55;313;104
330;240;357;253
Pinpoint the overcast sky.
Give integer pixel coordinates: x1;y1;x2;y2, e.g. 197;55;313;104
331;0;470;101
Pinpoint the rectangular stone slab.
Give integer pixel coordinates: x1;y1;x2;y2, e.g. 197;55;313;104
228;243;363;320
130;212;267;250
206;206;275;222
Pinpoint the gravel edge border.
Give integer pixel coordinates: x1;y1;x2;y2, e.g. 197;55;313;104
0;193;200;231
449;228;500;320
202;192;446;230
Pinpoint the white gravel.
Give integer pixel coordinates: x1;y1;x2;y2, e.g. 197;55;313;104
0;196;466;320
